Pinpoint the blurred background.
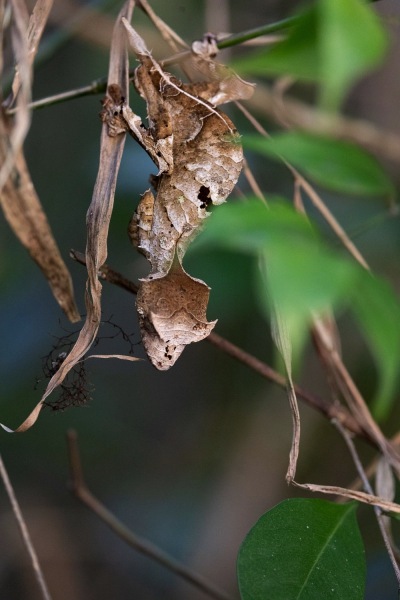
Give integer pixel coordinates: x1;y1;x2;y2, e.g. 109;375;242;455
1;0;400;598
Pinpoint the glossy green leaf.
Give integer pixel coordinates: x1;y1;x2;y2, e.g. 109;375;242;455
232;0;387;110
244;133;394;197
237;499;366;600
193;199;400;417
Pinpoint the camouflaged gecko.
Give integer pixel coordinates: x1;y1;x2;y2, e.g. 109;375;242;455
101;20;253;370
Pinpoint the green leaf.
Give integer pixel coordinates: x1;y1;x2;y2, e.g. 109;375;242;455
232;0;388;110
232;7;320;81
244;133;394;197
353;273;400;420
194;199;400;418
192;196;315;255
237;499;366;600
319;0;388;110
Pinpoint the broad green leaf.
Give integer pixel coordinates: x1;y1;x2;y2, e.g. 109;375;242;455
194;199;400;418
244;133;394;197
232;0;387;110
319;0;388;110
192;196;315;255
237;499;366;600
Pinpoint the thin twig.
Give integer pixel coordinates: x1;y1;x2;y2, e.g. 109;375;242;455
6;78;108;113
297;176;370;270
217;16;297;49
6;5;400;179
332;420;400;588
206;331;366;439
69;249;371;444
241;156;267;203
158;17;295;68
320;341;400;474
161;15;298;67
5;15;292;114
235;101;370;270
0;455;53;600
66;430;234;600
345;431;400;495
138;0;187;51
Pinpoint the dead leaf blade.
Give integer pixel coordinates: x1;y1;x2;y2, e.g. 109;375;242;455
120;22;245;369
1;0;136;433
10;0;54;101
0;147;80;321
0;0;31;195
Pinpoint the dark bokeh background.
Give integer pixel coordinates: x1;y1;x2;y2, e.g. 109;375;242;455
1;1;400;598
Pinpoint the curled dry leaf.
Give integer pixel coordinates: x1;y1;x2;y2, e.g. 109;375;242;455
9;0;54;102
1;0;54;194
0;127;80;322
103;19;251;369
0;0;31;195
0;0;79;321
1;0;136;433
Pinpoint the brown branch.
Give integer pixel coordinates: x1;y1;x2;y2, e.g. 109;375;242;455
66;430;234;600
69;249;372;444
0;455;53;600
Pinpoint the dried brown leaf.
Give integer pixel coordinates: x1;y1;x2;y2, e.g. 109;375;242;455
0;0;31;194
1;0;136;433
2;0;53;187
0;127;80;321
0;0;76;322
136;260;217;369
10;0;53;101
119;21;244;369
